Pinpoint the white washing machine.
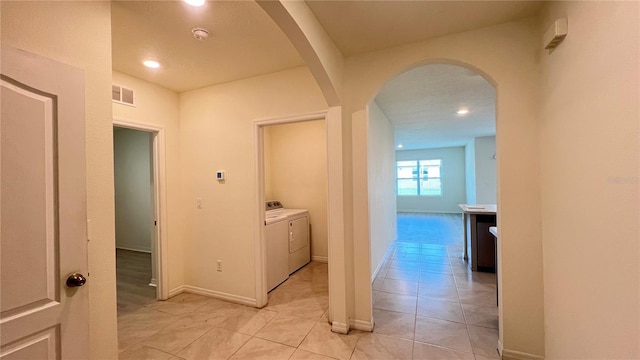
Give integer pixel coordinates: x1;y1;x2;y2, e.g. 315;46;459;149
265;201;311;275
265;202;289;292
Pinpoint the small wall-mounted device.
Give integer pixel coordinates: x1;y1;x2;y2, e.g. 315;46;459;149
216;171;225;181
544;18;568;50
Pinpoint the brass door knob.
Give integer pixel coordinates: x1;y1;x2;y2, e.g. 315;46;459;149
66;273;87;287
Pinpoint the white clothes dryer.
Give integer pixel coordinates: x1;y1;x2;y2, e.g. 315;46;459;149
282;209;310;274
265;201;311;275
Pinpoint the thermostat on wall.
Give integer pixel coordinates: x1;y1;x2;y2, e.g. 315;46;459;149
216;171;225;181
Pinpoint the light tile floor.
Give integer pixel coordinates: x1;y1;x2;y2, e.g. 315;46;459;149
118;213;498;359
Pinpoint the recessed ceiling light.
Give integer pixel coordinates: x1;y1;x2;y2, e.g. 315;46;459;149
143;60;160;69
184;0;205;6
456;108;469;115
397;144;403;149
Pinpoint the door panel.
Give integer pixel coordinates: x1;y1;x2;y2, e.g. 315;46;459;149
1;47;88;360
1;80;58;315
1;327;57;360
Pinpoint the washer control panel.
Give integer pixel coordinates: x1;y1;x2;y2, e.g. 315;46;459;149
265;200;283;211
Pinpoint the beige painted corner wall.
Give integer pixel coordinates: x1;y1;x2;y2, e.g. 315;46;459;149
112;71;184;291
1;2;117;358
539;2;640;358
264;128;274;197
367;101;397;277
278;0;344;103
114;128;153;252
179;66;327;300
344;17;544;356
265;120;328;259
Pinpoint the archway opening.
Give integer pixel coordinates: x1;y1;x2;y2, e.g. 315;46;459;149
365;62;500;353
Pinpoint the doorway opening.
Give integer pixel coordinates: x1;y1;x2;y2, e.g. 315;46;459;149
113;123;166;314
254;112;330;312
366;63;499;353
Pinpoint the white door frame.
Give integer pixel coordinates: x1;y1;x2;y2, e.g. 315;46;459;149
113;118;169;300
253;108;347;332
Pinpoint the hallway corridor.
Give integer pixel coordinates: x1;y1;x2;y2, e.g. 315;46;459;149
371;213;499;359
117;213;498;359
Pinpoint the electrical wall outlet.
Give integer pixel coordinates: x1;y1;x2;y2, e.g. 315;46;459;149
216;260;222;272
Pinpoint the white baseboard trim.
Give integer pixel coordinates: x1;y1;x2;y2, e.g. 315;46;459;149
311;255;328;263
180;285;257;307
116;246;151;253
499;340;545;360
350;319;373;332
331;321;349;334
372;239;395;282
371;257;385;282
168;286;184;298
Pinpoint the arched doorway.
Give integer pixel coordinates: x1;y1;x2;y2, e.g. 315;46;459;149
364;62;499;357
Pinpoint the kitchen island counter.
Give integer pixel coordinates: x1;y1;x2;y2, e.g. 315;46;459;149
459;204;497;272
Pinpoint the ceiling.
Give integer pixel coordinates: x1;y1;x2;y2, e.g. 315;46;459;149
111;1;541;150
111;1;304;92
306;0;544;56
375;64;495;150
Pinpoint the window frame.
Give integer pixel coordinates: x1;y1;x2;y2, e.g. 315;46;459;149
396;158;443;197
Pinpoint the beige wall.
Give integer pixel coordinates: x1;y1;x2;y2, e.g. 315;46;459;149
179;66;327;300
258;1;344;106
279;1;344;104
539;2;640;358
350;108;370;324
265;120;328;259
465;139;477;204
465;136;497;205
474;136;496;204
344;17;545;356
396;147;466;213
114;128;153;252
112;71;184;291
1;2;117;358
367;102;397;277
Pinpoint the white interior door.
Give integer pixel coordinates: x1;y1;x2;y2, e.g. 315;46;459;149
1;47;88;359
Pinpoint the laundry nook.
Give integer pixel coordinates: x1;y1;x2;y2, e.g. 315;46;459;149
264;200;310;291
261;120;328;292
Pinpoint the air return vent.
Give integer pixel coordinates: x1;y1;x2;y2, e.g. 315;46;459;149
112;84;136;106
